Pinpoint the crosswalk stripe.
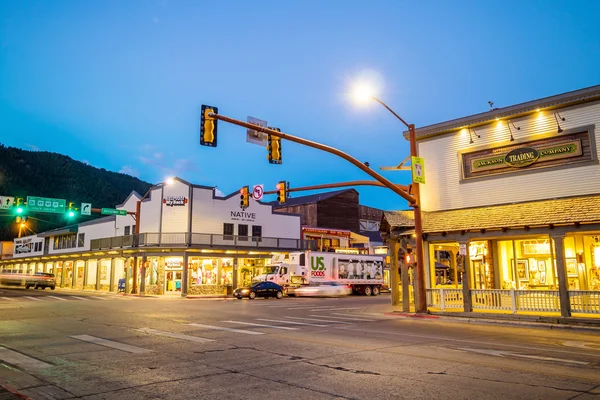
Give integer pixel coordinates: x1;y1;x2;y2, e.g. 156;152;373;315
308;314;375;322
47;296;69;301
256;318;329;327
70;335;154;353
223;321;298;331
189;323;265;335
331;312;383;319
91;296;110;300
25;296;43;301
286;306;337;310
71;296;90;301
286;316;352;324
1;297;16;301
0;346;52;370
136;328;215;343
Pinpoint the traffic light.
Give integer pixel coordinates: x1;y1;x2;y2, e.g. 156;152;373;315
239;186;249;209
15;198;24;215
200;105;219;147
66;202;77;218
276;181;287;204
267;131;282;164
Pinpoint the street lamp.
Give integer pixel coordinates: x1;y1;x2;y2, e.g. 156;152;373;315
352;84;427;314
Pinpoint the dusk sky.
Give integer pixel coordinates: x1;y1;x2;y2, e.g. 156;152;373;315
1;0;599;211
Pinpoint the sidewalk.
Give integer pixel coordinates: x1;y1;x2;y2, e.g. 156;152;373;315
0;385;31;400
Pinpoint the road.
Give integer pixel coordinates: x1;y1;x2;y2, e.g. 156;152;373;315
1;286;600;399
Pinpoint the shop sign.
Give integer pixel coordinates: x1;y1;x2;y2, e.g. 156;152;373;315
302;228;351;238
165;259;182;268
230;211;256;221
164;196;188;207
462;130;590;180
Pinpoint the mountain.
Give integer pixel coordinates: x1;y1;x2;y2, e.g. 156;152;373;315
0;144;152;241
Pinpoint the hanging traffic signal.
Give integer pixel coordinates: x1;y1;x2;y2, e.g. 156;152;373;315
66;202;77;218
276;181;287;204
15;198;24;215
239;186;249;209
267;130;282;164
200;105;219;147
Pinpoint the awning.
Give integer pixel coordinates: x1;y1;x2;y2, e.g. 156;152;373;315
349;231;370;244
37;226;78;237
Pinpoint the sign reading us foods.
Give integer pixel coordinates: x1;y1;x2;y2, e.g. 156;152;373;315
462;130;592;180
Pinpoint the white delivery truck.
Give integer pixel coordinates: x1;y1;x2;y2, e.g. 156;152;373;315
253;251;385;296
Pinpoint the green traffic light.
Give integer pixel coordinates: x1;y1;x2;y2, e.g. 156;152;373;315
16;207;23;214
67;211;75;218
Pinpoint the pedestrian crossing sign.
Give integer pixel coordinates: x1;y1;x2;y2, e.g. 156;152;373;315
412;156;425;184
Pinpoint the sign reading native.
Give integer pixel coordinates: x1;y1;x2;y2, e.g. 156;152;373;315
461;130;593;180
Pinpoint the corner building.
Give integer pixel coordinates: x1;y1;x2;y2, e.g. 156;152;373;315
412;85;600;317
2;178;307;296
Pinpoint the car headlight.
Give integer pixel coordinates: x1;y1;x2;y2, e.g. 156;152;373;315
241;289;249;293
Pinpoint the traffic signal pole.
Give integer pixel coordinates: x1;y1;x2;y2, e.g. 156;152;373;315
208;111;427;313
263;180;410;195
209;113;416;204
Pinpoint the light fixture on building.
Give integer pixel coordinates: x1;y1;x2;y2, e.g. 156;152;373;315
554;111;566;133
507;120;520;142
468;126;480;144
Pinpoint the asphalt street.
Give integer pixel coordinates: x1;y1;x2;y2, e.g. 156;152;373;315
1;286;600;400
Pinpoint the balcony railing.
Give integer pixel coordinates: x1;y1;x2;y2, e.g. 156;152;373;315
90;232;316;251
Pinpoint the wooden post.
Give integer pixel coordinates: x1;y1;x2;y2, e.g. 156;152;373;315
401;258;410;312
95;260;101;291
389;238;400;306
550;233;571;317
460;241;472;312
182;253;189;297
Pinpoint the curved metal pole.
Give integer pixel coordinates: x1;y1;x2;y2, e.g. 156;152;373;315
210;113;415;205
371;97;410;129
264;180;409;195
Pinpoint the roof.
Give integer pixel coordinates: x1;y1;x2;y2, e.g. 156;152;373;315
359;230;384;243
423;195;600;233
405;85;600;140
272;189;357;208
36;216;116;237
382;195;600;234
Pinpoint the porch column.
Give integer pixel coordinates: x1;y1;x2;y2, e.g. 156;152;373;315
550;233;571;317
83;260;89;289
232;258;239;290
61;262;66;288
125;258;131;294
109;258;116;292
72;261;77;288
401;258;410;312
132;256;139;294
389;238;400;306
182;253;189;297
460;240;472;312
96;259;101;291
140;255;147;296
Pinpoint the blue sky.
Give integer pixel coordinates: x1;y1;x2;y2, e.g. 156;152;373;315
1;0;599;210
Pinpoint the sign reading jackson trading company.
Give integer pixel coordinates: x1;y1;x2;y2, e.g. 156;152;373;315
461;130;594;180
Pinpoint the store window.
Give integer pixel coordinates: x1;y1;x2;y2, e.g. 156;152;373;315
513;238;554;290
469;240;493;289
429;243;462;288
252;225;262;239
238;224;248;241
190;259;218;285
220;258;233;286
78;233;85;247
223;223;234;240
124;226;130;236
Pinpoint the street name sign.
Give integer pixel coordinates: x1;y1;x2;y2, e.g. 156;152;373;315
101;208;127;216
81;203;92;216
27;196;66;214
246;116;268;146
0;196;14;209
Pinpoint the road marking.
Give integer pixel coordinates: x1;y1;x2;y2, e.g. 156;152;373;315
0;346;52;370
563;341;600;351
285;306;339;310
136;328;215;343
223;321;298;331
309;307;361;311
189;323;264;335
70;335;154;353
47;296;68;301
286;316;352;324
91;296;110;300
331;312;383;319
308;314;375;322
457;347;589;365
24;296;43;301
71;296;90;301
1;297;16;301
256;318;329;327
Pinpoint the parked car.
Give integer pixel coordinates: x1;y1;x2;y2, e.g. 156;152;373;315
25;272;56;290
234;281;284;300
291;281;352;297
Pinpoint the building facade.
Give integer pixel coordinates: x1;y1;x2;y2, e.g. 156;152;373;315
0;178;307;296
390;85;600;317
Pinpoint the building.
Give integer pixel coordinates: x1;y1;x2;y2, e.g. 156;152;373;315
272;189;384;252
382;85;600;317
0;177;309;296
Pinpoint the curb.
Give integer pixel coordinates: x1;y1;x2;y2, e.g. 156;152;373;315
0;384;33;400
385;311;600;332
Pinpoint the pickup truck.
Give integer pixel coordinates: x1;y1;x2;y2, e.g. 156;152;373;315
25;272;56;290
